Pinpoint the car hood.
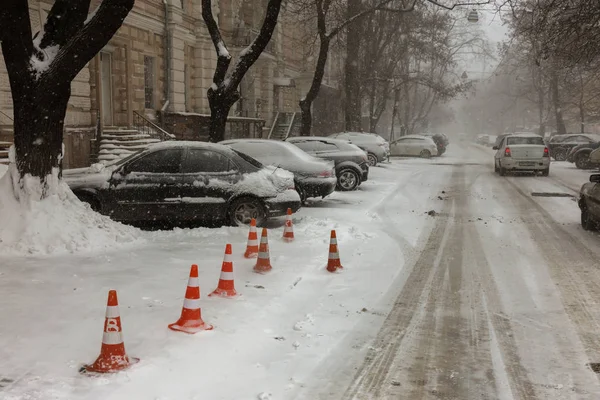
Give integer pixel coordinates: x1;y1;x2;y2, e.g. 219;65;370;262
63;163;115;190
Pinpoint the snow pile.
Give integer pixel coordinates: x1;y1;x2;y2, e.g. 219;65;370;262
194;166;295;197
0;164;141;256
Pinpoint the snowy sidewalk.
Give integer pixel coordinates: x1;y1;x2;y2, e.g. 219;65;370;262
0;161;448;400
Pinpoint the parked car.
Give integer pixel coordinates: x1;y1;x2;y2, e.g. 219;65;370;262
219;139;337;202
285;137;369;191
493;133;550;176
423;133;449;155
327;132;389;166
579;174;600;230
64;141;301;227
566;140;600;169
389;135;438;158
547;133;600;161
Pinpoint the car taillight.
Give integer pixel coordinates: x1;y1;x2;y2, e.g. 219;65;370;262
319;170;334;178
543;147;549;157
505;147;511;157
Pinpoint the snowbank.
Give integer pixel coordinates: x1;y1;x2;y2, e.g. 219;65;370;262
0;164;141;256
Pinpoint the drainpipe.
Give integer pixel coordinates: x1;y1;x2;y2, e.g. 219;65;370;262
162;0;171;126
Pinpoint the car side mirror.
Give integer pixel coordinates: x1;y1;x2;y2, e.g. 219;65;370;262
590;174;600;183
492;146;498;150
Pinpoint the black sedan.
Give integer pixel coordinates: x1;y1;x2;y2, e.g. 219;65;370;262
548;133;600;161
220;139;337;202
64;142;301;226
285;137;369;191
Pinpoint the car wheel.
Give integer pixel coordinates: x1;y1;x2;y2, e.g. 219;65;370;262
336;168;360;191
575;153;592;169
420;150;432;159
367;153;378;167
228;196;267;227
581;203;596;231
541;168;549;177
553;148;567;161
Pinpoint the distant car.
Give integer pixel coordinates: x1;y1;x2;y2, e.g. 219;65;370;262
64;141;301;227
423;133;449;155
493;133;550;176
565;139;600;169
579;174;600;230
285;137;369;191
548;134;600;161
389;135;438;158
219;139;337;202
327;132;389;166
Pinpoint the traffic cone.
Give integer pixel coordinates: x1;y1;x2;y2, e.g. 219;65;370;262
254;228;273;273
209;244;237;298
244;218;259;258
282;208;295;242
326;230;343;272
169;265;213;334
84;290;139;373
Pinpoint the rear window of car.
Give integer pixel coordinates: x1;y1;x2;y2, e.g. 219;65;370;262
507;137;545;145
232;149;263;168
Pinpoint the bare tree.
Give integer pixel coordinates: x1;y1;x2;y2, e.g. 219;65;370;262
0;0;134;200
201;0;283;143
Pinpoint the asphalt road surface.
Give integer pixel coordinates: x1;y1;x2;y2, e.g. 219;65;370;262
300;143;600;400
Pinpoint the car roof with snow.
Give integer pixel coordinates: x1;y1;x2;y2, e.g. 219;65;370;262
509;132;545;138
287;136;350;145
146;141;230;151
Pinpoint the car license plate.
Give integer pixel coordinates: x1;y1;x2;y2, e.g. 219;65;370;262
520;162;535;166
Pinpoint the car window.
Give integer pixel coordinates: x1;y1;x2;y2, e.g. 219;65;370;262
126;149;183;173
506;137;545;145
232;149;263;168
290;141;316;152
182;149;237;173
313;141;340;151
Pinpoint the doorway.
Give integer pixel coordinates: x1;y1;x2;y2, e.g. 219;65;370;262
99;52;113;126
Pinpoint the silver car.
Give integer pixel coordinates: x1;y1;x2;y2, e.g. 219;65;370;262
328;132;389;166
389;135;438;158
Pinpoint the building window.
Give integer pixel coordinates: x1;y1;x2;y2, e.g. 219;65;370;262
144;56;155;109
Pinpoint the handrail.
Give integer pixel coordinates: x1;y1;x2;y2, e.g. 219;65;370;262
267;112;279;139
284;112;296;140
133;111;175;141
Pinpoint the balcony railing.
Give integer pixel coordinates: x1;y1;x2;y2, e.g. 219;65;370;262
232;28;276;54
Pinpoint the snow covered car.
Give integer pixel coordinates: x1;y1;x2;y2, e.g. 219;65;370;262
548;133;600;162
285;137;369;191
578;174;600;230
493;133;550;176
327;132;389;166
63;142;301;226
389;135;438;158
566;141;600;169
220;139;337;202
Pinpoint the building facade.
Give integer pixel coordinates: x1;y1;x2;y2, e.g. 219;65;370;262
0;0;344;167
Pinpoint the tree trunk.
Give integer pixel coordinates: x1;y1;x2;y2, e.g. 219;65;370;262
580;104;585;133
537;87;545;136
207;88;240;142
550;65;566;135
299;35;330;137
13;83;70;188
344;0;362;131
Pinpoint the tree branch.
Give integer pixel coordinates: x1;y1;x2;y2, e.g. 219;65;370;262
227;0;284;90
202;0;232;86
38;0;91;50
41;0;134;83
0;0;35;87
424;0;491;11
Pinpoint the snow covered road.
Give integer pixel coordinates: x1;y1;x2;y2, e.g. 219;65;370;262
299;145;600;400
3;144;600;399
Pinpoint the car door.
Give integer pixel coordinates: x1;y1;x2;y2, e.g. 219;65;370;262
390;138;408;155
108;148;184;222
179;148;242;223
411;138;427;155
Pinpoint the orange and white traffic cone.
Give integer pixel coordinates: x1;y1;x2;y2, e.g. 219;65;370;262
84;290;139;373
326;230;343;273
254;228;273;274
209;244;237;298
282;208;295;242
244;218;259;258
169;264;213;334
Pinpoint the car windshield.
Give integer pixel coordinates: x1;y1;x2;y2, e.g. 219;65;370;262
507;136;545;145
